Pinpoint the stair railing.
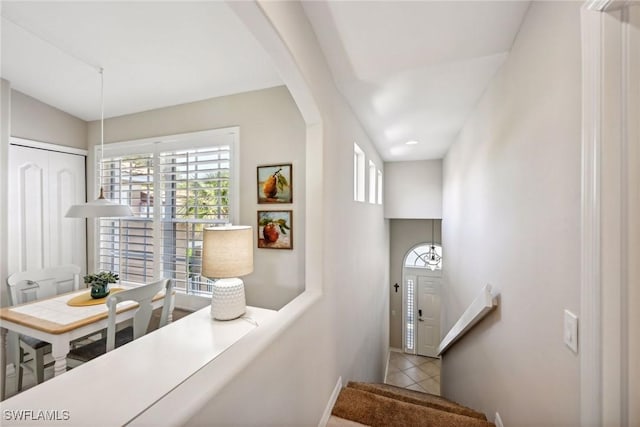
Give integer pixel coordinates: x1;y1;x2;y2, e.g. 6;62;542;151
437;284;498;355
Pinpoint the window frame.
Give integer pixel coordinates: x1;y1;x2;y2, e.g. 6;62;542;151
92;127;240;292
353;143;365;202
368;160;377;204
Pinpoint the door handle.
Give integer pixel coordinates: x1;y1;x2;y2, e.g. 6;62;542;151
418;318;424;322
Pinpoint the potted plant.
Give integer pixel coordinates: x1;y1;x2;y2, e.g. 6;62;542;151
84;271;119;299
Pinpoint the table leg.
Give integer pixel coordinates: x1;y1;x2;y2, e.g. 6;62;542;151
51;339;70;377
1;327;6;401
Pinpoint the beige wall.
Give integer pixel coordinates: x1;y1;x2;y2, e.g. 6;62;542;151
10;90;87;149
384;160;442;219
441;2;581;425
389;219;441;349
86;85;306;310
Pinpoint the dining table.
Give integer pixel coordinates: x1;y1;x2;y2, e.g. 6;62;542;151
0;282;171;400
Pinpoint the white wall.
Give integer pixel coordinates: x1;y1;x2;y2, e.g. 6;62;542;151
10;90;87;150
384;160;442;219
0;80;10;307
153;2;390;425
86;86;306;310
441;2;581;425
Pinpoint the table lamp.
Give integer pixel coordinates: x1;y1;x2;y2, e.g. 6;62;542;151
202;225;254;320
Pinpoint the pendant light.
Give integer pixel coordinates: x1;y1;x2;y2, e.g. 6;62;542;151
425;220;441;271
66;68;133;218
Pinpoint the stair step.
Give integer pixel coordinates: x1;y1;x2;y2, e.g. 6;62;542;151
347;381;487;421
332;387;495;427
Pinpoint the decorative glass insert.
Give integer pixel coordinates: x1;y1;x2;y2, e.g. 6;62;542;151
405;278;415;351
405;244;443;270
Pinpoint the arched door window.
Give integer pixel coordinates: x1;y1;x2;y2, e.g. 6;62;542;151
405;244;443;270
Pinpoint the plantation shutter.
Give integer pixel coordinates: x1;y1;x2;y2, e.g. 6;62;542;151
96;127;238;294
99;154;155;283
158;146;231;294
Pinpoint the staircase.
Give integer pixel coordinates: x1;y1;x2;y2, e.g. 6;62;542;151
329;382;495;427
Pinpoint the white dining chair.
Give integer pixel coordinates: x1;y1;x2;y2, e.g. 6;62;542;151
6;265;82;390
67;278;174;366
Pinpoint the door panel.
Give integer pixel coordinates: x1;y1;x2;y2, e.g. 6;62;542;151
10;147;49;271
417;275;441;357
8;145;86;275
49;150;86;268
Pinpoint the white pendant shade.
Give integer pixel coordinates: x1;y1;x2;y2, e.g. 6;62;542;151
64;68;132;219
65;196;133;218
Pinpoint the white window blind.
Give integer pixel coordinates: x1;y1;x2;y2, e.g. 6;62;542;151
158;146;230;295
99;154;155;283
97;128;238;295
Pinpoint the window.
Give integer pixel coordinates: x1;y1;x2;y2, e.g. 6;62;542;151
377;169;383;205
405;278;415;352
404;244;443;270
368;160;376;204
353;143;365;202
98;128;238;295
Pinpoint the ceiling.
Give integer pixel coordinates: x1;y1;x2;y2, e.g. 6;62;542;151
1;1;530;161
303;1;530;160
0;1;283;121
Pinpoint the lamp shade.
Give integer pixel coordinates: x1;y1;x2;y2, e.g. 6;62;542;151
202;225;253;278
65;198;133;218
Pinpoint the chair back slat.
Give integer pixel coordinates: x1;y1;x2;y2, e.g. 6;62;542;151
7;265;82;306
105;279;173;352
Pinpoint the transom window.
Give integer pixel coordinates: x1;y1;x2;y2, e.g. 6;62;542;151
97;128;238;295
405;244;443;270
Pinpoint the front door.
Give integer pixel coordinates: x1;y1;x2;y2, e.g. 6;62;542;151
416;275;441;357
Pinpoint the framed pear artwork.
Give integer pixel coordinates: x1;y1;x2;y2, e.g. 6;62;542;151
257;164;292;204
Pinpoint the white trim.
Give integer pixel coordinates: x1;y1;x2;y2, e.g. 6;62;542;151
384;350;390;381
585;0;614;11
580;5;603;425
580;2;638;425
9;137;88;156
389;346;403;353
318;376;343;427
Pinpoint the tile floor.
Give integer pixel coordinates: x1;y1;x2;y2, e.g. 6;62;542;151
385;351;441;395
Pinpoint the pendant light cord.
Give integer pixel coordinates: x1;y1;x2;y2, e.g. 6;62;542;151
98;68;105;200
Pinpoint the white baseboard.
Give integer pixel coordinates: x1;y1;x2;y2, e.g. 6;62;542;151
389;347;403;353
318;376;342;427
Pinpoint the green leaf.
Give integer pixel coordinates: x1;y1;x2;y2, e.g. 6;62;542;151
259;218;272;226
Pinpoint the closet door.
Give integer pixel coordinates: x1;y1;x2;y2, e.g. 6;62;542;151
8;144;86;274
48;150;86;269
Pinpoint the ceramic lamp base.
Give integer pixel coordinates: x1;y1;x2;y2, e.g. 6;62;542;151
210;278;246;320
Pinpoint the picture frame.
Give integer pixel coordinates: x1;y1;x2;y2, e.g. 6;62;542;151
257;210;293;250
257;163;292;204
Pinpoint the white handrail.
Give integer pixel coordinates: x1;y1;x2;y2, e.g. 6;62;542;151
437;284;498;356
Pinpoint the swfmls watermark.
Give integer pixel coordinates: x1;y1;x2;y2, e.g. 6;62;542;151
3;409;70;422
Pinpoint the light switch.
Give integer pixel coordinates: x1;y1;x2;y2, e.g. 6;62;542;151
564;309;578;353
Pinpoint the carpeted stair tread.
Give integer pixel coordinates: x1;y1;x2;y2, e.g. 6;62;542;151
332;387;495;427
347;381;487;420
